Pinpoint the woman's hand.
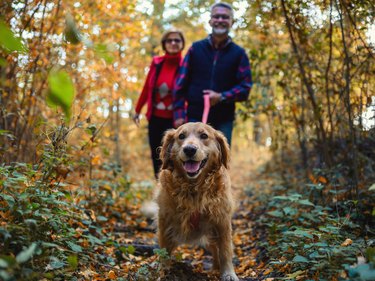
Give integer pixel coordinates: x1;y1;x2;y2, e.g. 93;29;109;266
132;113;140;127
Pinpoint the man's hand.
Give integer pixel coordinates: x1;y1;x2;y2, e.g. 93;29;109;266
132;113;140;127
203;90;221;106
174;118;185;128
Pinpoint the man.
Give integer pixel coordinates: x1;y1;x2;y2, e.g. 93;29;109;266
173;2;252;145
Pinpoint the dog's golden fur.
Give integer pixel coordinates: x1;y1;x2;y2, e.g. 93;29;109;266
156;122;238;281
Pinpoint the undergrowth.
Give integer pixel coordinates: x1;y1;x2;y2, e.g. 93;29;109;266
0;123;140;281
255;169;375;280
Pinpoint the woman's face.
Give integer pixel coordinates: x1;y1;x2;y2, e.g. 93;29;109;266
164;33;183;55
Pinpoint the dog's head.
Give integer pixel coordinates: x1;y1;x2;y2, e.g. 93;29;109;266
160;122;230;179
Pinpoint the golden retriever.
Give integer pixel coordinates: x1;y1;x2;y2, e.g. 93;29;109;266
156;122;239;281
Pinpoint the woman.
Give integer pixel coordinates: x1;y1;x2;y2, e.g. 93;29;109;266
133;29;185;178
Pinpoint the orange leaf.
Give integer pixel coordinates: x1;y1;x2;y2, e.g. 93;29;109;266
318;176;327;184
91;155;101;165
139;220;148;228
308;171;317;184
108;270;116;279
341;238;353;247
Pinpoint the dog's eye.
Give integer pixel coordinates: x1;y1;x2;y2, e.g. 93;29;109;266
200;133;208;139
178;133;185;140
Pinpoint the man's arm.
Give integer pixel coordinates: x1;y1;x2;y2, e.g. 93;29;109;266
221;51;252;102
173;46;193;127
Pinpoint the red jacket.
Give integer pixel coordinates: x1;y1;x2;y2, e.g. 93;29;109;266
135;54;182;121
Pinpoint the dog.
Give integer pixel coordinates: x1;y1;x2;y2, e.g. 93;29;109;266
156;122;239;281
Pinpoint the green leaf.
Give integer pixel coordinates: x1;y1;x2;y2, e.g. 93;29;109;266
0;255;16;268
267;210;283;217
366;247;375;264
0;270;11;281
314;242;328;247
94;43;115;64
46;70;75;121
119;245;136;255
0;259;8;269
49;260;65;269
153;248;169;260
273;195;290;201
293;255;309;263
42;242;60;248
319;225;340;234
297;199;315;207
16;242;37;264
85;124;97;135
309;251;324;259
0;20;27;53
97;216;108;222
127;245;135;255
24;219;38;228
64;14;81;44
67;255;78;269
87;234;103;245
369;183;375;191
66;241;82;253
285;229;314;239
286;270;307;278
347;263;375;279
283;206;297;215
175;252;183;262
0;194;15;208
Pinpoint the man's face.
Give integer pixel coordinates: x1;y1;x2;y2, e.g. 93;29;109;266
209;6;233;36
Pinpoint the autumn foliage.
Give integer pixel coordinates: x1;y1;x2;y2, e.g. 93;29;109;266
0;0;374;280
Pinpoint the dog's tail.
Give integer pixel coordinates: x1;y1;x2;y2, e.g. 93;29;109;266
140;200;159;219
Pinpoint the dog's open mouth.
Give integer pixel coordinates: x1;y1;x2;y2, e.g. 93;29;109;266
183;158;208;177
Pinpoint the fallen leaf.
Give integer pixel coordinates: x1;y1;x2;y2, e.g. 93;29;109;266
108;270;116;279
341;238;353;246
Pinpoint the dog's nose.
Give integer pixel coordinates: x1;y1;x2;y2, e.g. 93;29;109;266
183;145;197;157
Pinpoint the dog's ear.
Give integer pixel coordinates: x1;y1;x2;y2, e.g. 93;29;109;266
215;130;230;168
159;128;176;170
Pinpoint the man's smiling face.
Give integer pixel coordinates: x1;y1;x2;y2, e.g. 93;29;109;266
209;6;233;36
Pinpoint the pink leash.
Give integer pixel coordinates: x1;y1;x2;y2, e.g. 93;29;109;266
202;94;210;124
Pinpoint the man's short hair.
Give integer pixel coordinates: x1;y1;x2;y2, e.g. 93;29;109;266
210;2;234;17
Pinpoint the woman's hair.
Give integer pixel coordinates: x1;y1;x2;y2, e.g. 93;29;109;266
161;29;185;52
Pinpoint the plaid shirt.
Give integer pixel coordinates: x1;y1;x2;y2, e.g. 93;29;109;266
173;35;252;123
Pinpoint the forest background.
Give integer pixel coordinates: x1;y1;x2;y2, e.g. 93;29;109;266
0;0;374;280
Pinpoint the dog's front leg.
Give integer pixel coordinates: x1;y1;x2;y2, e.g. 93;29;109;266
216;220;239;281
208;243;220;271
158;218;176;255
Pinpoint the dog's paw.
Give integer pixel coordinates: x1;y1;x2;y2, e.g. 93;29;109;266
221;272;239;281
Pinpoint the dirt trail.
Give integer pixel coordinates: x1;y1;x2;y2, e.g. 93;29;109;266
230;143;272;191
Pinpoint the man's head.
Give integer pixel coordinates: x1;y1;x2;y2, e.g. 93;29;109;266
209;2;234;36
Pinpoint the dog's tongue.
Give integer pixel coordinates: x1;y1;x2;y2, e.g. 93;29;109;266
184;161;201;173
